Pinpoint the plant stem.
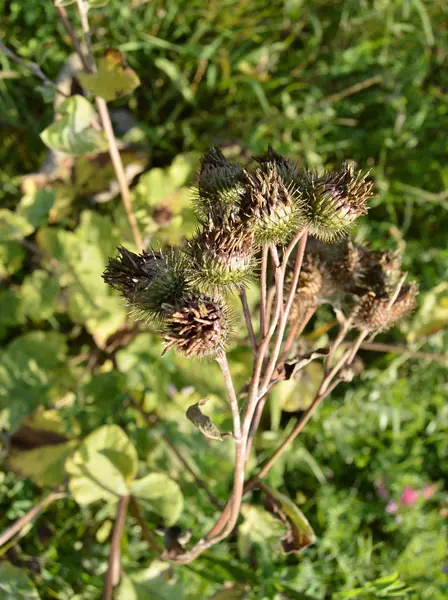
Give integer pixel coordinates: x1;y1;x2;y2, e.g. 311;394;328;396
260;245;269;339
55;3;143;252
75;0;95;69
103;495;129;600
0;489;65;549
240;290;257;352
350;341;448;365
0;40;68;98
216;352;241;441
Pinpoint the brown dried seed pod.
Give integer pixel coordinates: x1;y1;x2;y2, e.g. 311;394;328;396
286;254;326;320
161;296;230;358
353;282;418;332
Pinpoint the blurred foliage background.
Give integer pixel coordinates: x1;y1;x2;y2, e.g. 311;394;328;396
0;0;447;599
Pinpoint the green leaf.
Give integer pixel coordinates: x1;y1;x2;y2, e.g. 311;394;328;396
117;562;184;600
0;209;34;242
78;48;140;101
89;0;110;7
17;189;54;228
155;58;195;104
54;0;76;6
20;270;60;322
0;289;25;328
40;95;108;156
186;402;223;441
0;563;40;599
65;425;138;505
0;242;25;278
238;504;284;559
130;473;184;526
9;441;77;488
261;483;316;553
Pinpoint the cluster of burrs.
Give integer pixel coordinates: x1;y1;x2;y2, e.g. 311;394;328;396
103;147;416;357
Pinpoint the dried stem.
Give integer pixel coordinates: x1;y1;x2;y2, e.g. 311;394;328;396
239;290;257;352
260;245;269;339
75;0;95;69
216;353;241;441
350;341;448;365
103;495;129;600
0;40;68;98
55;3;143;252
0;488;65;548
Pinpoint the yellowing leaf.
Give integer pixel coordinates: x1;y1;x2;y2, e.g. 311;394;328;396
78;48;140;101
9;441;77;488
40;95;107;156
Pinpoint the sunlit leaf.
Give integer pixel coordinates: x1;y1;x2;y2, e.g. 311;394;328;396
40;95;107;156
20;270;60;322
117;562;184;600
17;189;54;228
0;209;34;242
66;425;138;504
78;48;140;101
130;473;184;526
0;563;40;599
238;504;284;559
0;242;25;278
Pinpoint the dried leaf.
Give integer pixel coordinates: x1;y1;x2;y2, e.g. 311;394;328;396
283;348;329;380
186;402;223;441
78;48;140;101
261;482;316;553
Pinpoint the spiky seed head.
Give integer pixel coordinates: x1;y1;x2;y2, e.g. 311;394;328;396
243;162;303;245
187;220;255;292
161;295;230;358
286;254;325;320
254;145;299;183
195;147;246;220
299;162;373;241
103;246;190;323
103;246;163;302
353;282;418;332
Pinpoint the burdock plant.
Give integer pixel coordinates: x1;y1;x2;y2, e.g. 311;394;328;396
103;147;418;563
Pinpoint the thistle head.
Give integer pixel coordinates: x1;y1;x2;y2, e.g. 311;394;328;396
195;147;246;221
102;246;163;302
186;219;255;292
287;253;325;320
353;281;418;332
161;295;230;358
243;160;303;245
103;246;189;322
299;162;373;241
254;145;299;183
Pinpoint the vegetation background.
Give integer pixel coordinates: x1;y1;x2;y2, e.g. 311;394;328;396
0;0;447;599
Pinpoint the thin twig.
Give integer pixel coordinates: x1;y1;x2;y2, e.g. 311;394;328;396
55;3;143;252
349;341;448;365
239;290;257;352
129;496;163;553
103;495;129;600
0;489;65;548
0;40;68;98
216;353;241;441
76;0;95;70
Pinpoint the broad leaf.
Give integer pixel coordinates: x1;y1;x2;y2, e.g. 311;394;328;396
78;48;140;101
0;209;34;242
66;425;138;504
238;505;284;559
17;189;54;228
9;441;77;488
0;242;25;278
261;483;316;553
20;270;60;322
40;95;107;156
117;563;184;600
130;473;184;526
0;563;40;599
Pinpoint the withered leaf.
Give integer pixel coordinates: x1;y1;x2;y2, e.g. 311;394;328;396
186;402;223;441
283;348;329;380
78;48;140;101
260;482;316;554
